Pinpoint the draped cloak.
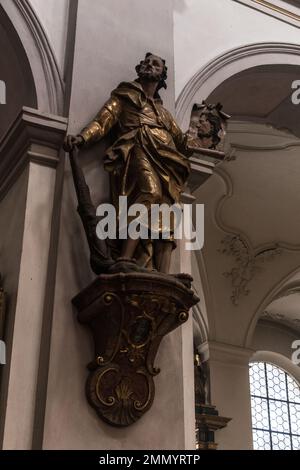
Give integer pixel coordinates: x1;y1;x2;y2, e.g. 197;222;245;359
80;80;191;267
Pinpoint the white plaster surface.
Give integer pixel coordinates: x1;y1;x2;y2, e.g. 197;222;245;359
210;357;253;449
192;122;300;348
28;0;69;74
174;0;300;98
68;0;176;133
2;163;56;449
208;343;253;450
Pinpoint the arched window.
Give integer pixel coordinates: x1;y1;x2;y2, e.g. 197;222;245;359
249;362;300;450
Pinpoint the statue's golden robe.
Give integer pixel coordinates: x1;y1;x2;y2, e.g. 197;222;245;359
80;81;191;267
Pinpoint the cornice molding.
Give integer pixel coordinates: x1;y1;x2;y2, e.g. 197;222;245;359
233;0;300;27
0;107;67;200
199;340;254;366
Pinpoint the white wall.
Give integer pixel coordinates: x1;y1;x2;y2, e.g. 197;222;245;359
174;0;300;98
251;321;299;363
28;0;69;74
68;0;176;131
2;163;56;450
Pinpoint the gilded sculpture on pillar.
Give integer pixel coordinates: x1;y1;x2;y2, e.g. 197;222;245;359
64;53;193;276
64;53;228;427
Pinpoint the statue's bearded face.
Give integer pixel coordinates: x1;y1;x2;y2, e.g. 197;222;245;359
138;55;164;82
197;115;213;136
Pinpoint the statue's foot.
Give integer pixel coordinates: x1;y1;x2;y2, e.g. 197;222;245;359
90;256;115;275
169;272;193;289
107;258;151;274
104;259;193;288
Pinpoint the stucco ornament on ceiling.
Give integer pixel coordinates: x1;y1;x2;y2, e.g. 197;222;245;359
219;235;281;305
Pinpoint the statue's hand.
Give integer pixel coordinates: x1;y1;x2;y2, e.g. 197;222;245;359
63;134;84;152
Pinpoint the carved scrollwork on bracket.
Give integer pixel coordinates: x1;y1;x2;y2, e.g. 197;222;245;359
219;235;281;305
72;272;199;426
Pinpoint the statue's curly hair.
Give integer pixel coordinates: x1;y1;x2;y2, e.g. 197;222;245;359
135;52;168;92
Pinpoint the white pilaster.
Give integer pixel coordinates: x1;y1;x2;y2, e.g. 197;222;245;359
0;107;67;449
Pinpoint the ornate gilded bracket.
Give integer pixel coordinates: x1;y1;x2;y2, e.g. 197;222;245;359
72;272;199;427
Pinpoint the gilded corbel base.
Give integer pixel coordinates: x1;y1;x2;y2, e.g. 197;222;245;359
72;272;199;427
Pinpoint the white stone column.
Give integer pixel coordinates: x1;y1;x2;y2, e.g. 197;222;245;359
199;340;254;450
170;191;198;450
0;107;67;449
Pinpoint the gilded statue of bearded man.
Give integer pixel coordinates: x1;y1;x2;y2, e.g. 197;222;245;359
65;53;192;274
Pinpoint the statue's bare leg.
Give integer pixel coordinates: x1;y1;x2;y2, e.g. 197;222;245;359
120;237;140;259
154;241;173;273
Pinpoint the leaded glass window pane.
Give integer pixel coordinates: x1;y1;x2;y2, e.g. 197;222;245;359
250;362;300;450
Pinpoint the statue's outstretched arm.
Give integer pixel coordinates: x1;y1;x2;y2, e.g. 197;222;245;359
167;112;193;157
80;96;122;145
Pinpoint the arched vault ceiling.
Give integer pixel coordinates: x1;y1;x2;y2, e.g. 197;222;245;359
216;122;300;249
262;293;300;333
189;64;300;346
208;64;299;119
207;64;300;137
191;121;300;346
